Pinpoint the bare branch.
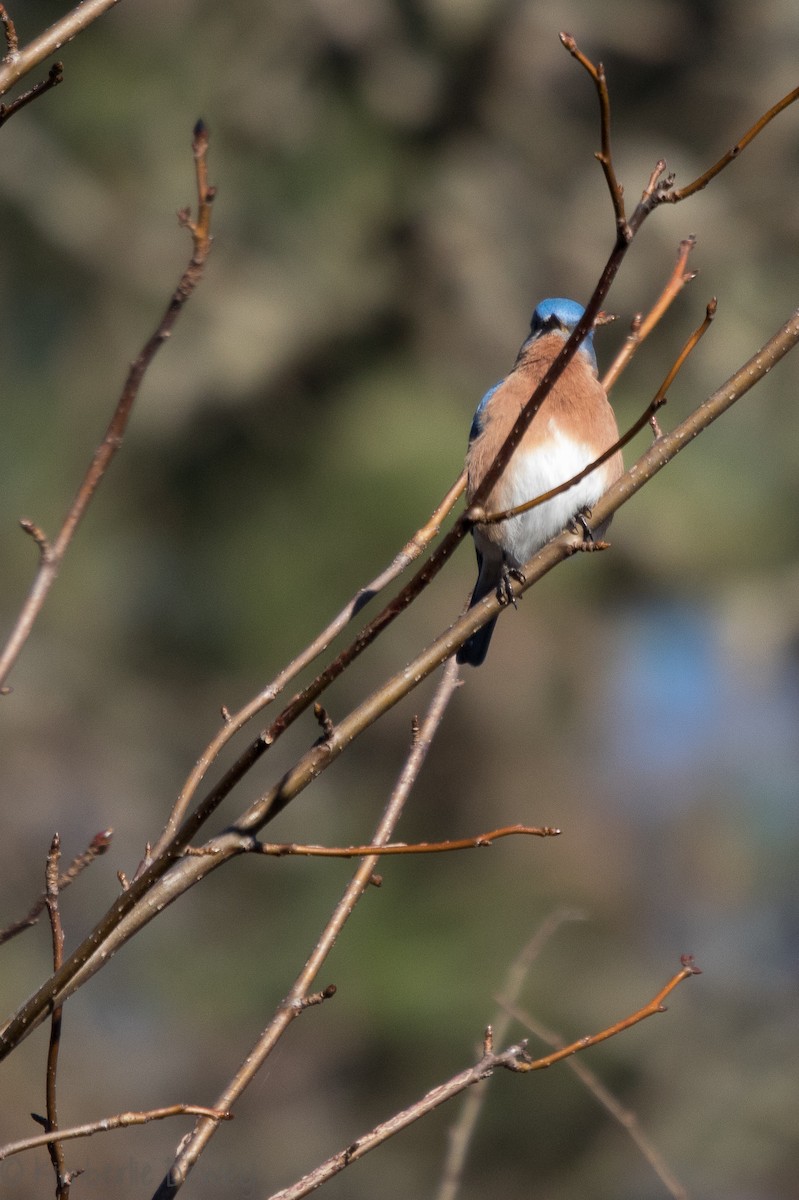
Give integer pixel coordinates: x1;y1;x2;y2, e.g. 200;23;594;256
500;998;689;1199
0;1106;231;1162
666;83;799;202
250;824;560;858
560;32;626;229
0;122;215;693
602;237;698;392
512;956;701;1073
0;0;120;97
0;60;62;128
43;834;71;1197
0;4;19;57
0;828;112;946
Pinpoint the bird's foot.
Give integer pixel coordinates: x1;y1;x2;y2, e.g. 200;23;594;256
496;565;525;608
568;507;594;541
568;507;610;554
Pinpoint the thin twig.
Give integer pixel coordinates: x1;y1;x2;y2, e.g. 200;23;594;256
266;961;699;1200
513;956;701;1073
500;998;689;1199
0;0;120;96
560;32;626;229
665;84;799;202
151;658;463;1200
0;122;215;693
43;834;71;1197
602;237;698;392
0;828;112;946
0;60;62;127
0;1106;231;1161
248;824;559;857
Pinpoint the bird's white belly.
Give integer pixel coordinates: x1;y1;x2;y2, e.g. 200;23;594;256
496;428;608;567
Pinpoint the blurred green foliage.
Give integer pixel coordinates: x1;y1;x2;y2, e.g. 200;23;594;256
1;2;798;1198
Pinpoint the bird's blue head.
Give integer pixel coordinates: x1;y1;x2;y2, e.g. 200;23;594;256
529;298;597;370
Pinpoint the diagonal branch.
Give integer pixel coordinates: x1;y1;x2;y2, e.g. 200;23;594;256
0;0;121;97
0;121;215;694
665;83;799;202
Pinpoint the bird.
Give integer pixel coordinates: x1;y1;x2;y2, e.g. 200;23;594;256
457;297;623;667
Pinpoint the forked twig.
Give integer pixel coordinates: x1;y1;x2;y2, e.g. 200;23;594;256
266;960;699;1200
500;997;689;1199
0;829;112;946
0;122;215;694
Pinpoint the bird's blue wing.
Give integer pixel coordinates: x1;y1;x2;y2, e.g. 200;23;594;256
468;381;501;444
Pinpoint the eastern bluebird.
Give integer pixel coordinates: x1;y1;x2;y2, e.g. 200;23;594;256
457;298;623;667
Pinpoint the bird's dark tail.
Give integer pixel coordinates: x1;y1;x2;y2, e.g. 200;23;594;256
456;616;498;667
457;552;502;667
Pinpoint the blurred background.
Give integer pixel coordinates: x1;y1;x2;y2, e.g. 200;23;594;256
1;1;798;1197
